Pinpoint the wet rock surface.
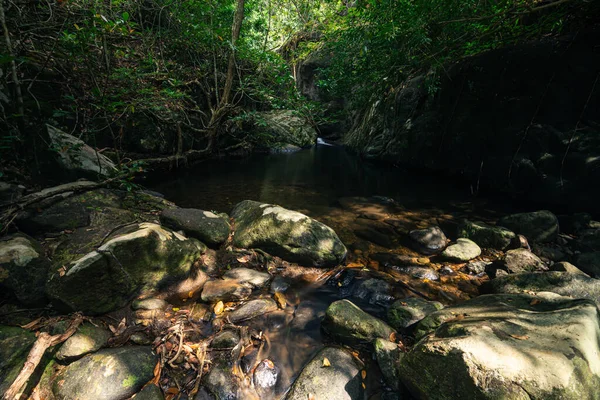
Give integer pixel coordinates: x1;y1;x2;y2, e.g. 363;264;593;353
229;298;278;323
322;299;395;344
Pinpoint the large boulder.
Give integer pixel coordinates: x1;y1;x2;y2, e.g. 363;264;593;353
0;234;50;305
489;271;600;308
231;200;347;267
400;293;600;399
498;210;559;243
285;346;363;400
0;326;36;394
47;223;206;314
458;220;516;250
160;208;231;248
251;110;317;149
53;347;157;400
322;299;396;344
47;124;117;180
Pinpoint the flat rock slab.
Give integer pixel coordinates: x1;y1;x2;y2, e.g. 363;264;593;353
285;346;363;400
53;347;157;400
441;238;481;262
401;293;600;400
231;200;347;267
322;299;395;344
160;208;230;247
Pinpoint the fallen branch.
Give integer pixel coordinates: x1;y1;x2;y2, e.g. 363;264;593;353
3;314;84;400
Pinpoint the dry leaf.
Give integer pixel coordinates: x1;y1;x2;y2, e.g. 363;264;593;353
530;299;541;305
188;290;194;298
322;357;331;367
389;332;397;342
361;370;367;379
214;301;224;315
361;382;366;389
274;292;287;309
510;334;529;340
308;394;316;400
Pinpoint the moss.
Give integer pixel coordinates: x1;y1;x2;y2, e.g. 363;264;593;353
122;374;137;388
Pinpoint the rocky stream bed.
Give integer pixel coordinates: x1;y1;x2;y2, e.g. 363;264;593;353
2;178;600;400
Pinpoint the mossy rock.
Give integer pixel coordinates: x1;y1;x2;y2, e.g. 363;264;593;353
458;220;516;250
0;325;36;394
160;208;230;248
387;298;444;330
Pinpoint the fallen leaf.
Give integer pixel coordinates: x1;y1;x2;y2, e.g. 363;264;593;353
361;382;366;389
530;299;541;305
510;334;529;340
274;292;287;309
322;357;331;367
308;394;316;400
214;301;224;315
172;307;180;312
188;290;194;298
389;332;397;342
361;370;367;379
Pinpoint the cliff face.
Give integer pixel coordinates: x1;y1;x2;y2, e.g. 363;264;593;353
344;28;600;210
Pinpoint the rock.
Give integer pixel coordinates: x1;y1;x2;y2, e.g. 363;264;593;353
558;213;592;234
56;323;111;361
458;220;516;250
47;124;117;179
0;234;50;305
223;267;270;288
203;359;247;400
193;388;214;400
489;271;600;307
46;223;206;314
576;252;600;278
371;252;426;266
200;279;252;302
577;229;600;252
387;265;440;281
464;260;490;275
502;248;547;274
132;384;164;400
441;238;481;262
211;330;240;349
498;210;559;243
408;226;447;254
352;278;394;306
132;298;169;311
270;276;290;293
231;200;347;267
0;326;36;394
53;347;157;400
550;261;589;276
0;181;25;206
229;298;278;323
322;299;396;344
160;208;231;248
439;265;456;275
253;359;279;398
374;338;403;391
387;298;444;330
285;346;363;400
252;110;317;148
400;294;600;399
532;244;566;262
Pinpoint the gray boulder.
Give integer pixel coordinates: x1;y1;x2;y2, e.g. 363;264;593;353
408;226;447;254
0;234;50;305
441;238;481;262
231;200;347;267
53;347;157;400
498;210;559;243
285;346;363;400
458;220;516;250
322;299;396;344
502;248;547;274
160;208;231;248
387;298;444;330
47;223;206;314
401;294;600;400
56;323;111;361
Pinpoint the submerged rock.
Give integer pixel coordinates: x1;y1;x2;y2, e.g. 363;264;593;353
0;234;50;305
285;346;363;400
46;223;206;314
322;299;395;344
388;265;440;281
401;294;600;400
458;220;516;250
387;298;444;330
253;359;279;398
160;208;231;248
229;298;278;323
0;326;36;394
56;323;111;361
498;210;559;243
211;330;240;349
200;279;252;302
441;238;481;262
408;226;447;254
53;347;157;400
352;278;394;306
231;200;347;267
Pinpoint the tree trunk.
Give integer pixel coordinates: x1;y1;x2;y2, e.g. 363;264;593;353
0;1;24;121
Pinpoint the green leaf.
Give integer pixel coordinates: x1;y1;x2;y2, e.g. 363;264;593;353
122;12;130;22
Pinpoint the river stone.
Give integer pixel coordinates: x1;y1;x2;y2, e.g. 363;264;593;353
0;234;50;305
352;278;394;306
203;359;250;399
441;238;481;262
464;260;490;275
285;346;363;400
200;279;252;302
253;359;279;398
0;325;36;394
132;384;164;400
229;298;278;323
498;210;559;243
211;330;240;349
577;229;600;252
489;271;600;308
47;124;117;179
56;323;111;361
503;248;547;274
270;276;290;293
374;338;403;391
46;223;206;314
388;265;440;281
387;298;444;330
231;200;347;267
322;299;396;344
53;346;157;400
132;298;169;311
576;252;600;278
160;208;230;248
458;220;516;250
408;226;447;254
400;293;600;400
223;267;270;288
550;261;589;276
